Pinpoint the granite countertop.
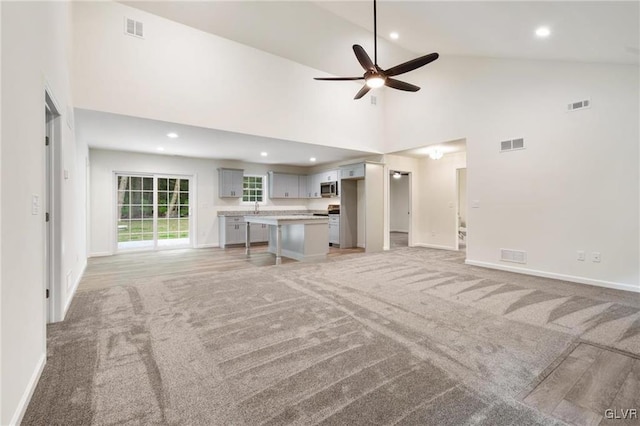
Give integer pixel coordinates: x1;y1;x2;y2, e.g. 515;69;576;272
244;215;328;221
218;210;326;217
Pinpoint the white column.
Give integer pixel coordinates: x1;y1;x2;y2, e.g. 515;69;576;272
276;224;282;265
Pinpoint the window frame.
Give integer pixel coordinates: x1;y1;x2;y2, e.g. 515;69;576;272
241;174;266;204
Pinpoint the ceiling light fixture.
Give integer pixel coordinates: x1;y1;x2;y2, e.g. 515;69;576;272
429;149;443;160
260;152;268;157
309;157;317;162
389;32;399;40
167;132;179;138
392;171;402;179
366;75;385;88
157;147;165;152
535;26;551;38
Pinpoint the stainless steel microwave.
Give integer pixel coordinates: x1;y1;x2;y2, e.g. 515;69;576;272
320;181;338;198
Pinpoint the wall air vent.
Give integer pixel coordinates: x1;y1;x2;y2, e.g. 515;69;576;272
125;17;144;38
500;137;525;152
567;99;590;112
500;249;527;264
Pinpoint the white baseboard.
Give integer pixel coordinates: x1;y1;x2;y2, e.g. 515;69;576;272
195;243;220;249
414;243;458;251
9;352;46;426
465;259;640;294
88;251;112;258
63;261;87;319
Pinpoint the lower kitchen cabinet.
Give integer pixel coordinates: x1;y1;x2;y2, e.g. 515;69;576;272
219;216;270;247
329;215;340;246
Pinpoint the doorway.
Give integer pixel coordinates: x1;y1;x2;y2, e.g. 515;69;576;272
116;174;193;251
389;170;411;248
457;168;467;251
45;91;61;323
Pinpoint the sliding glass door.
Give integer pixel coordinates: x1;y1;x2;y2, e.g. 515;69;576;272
116;174;192;251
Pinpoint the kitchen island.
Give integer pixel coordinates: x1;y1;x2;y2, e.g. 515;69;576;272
244;215;329;264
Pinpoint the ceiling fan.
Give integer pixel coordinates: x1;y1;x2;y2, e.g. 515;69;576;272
314;0;439;100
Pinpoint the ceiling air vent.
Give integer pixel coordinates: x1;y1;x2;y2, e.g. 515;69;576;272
500;137;525;152
500;249;527;264
124;17;144;38
567;99;590;112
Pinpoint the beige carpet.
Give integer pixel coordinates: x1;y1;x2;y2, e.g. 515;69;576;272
24;247;640;425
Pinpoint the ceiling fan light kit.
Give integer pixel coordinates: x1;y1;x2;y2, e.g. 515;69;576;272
314;0;439;100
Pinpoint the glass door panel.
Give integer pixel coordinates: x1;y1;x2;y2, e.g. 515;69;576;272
117;175;154;250
157;177;190;247
116;174;191;251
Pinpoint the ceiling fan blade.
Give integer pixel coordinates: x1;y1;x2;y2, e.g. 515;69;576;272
385;78;420;92
354;85;371;100
384;52;439;77
353;44;375;71
314;77;364;81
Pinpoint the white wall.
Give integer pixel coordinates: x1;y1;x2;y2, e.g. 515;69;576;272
390;175;410;232
385;56;639;291
89;149;329;255
72;1;384;154
1;1;87;423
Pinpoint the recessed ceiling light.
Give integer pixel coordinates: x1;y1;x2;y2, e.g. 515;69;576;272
167;132;179;138
309;157;317;162
393;171;402;179
535;26;551;38
157;147;165;152
389;32;399;40
260;152;268;157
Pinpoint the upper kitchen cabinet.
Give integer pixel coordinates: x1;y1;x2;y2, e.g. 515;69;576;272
298;175;309;199
319;170;339;183
219;168;244;198
340;163;365;180
269;172;300;199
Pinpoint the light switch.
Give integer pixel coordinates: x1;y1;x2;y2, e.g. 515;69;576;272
471;200;480;208
64;169;69;179
32;195;40;215
592;252;601;263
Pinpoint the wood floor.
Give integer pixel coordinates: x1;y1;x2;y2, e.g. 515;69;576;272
523;343;640;425
80;244;364;291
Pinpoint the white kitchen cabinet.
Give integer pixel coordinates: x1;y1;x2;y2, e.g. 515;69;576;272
218;168;244;198
307;173;321;198
298;175;309;199
320;170;339;183
329;215;340;246
269;172;300;198
340;163;365;180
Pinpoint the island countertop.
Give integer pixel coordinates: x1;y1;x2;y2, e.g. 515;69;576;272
243;215;329;225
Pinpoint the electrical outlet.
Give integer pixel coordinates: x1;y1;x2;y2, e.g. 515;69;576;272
577;250;585;261
431;231;436;237
592;252;601;263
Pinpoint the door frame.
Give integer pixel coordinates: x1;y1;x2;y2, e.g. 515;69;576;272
113;172;196;252
44;88;63;323
384;167;413;250
455;167;467;252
